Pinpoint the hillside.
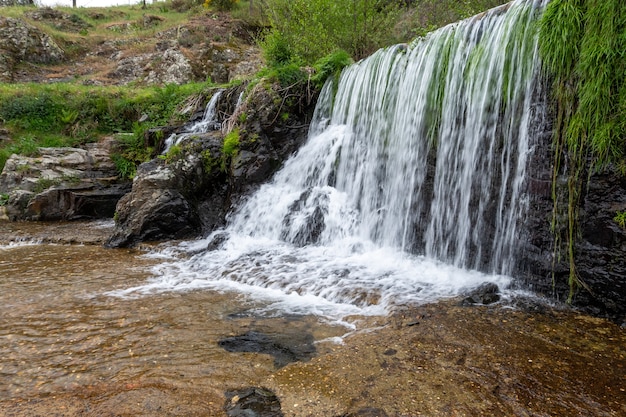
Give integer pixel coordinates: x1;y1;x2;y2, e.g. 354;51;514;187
0;3;263;85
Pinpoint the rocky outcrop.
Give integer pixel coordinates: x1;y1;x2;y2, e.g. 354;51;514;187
0;138;129;221
0;16;64;81
105;133;226;247
102;38;261;86
106;80;317;247
517;81;626;322
25;7;92;33
521;161;626;321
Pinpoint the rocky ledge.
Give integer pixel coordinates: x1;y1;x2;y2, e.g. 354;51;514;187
0;137;130;221
105;80;317;247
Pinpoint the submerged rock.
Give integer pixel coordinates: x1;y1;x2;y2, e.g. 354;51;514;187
218;330;316;369
224;387;284;417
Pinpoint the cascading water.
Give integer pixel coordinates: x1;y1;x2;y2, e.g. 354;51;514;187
162;89;223;153
117;0;547;318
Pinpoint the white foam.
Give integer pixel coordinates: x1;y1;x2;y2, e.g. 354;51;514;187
109;233;511;320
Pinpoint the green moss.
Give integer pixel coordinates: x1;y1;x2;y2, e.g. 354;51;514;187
222;129;240;157
615;211;626;229
159;144;183;164
201;149;221;175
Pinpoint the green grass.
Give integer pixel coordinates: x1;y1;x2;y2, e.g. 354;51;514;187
0;81;211;173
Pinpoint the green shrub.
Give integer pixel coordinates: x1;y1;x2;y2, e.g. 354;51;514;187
204;0;238;11
259;30;294;67
0;93;62;132
112;153;137;180
261;0;400;65
311;50;353;88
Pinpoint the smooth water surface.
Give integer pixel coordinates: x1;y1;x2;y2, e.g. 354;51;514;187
0;243;347;402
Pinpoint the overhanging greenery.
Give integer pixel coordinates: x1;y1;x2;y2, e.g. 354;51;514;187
538;0;626;301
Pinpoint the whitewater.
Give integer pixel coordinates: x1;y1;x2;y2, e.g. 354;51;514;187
112;0;547;320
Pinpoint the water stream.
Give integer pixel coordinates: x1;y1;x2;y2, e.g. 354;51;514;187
162;89;224;153
0;240;346;403
119;0;547;318
2;2;626;414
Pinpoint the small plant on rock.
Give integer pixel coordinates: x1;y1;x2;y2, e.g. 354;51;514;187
614;211;626;230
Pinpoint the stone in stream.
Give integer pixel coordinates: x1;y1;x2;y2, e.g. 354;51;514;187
218;331;315;369
460;282;501;306
224;387;284;417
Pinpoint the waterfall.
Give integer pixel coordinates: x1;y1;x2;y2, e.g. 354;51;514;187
162;89;223;153
118;0;547;317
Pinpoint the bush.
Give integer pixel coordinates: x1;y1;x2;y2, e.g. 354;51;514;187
260;0;400;64
204;0;238;11
259;30;293;67
312;50;353;88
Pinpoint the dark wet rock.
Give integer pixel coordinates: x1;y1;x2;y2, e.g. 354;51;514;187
224;387;283;417
218;331;315;368
280;188;328;246
104;143;223;247
517;81;626;321
461;282;500;306
206;231;229;251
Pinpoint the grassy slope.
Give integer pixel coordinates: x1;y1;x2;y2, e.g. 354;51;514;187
0;0;509;176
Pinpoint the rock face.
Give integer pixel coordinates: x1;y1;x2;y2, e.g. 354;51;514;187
105;133;226;247
517;82;626;322
0;16;64;81
106;81;316;247
0;138;129;221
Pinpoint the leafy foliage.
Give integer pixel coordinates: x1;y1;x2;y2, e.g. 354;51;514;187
539;0;626;301
311;50;353;89
203;0;238;11
260;0;401;64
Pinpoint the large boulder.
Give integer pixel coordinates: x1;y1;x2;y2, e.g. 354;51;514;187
0;16;64;81
105;133;228;247
0;138;129;221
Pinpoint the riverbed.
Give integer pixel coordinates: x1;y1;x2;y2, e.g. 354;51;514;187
0;221;624;416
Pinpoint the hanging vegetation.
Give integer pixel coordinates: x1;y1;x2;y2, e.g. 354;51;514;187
538;0;626;301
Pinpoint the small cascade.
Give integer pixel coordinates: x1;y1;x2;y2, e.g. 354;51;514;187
162;89;224;153
119;0;548;318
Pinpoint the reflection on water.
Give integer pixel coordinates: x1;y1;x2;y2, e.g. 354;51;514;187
0;243;347;402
